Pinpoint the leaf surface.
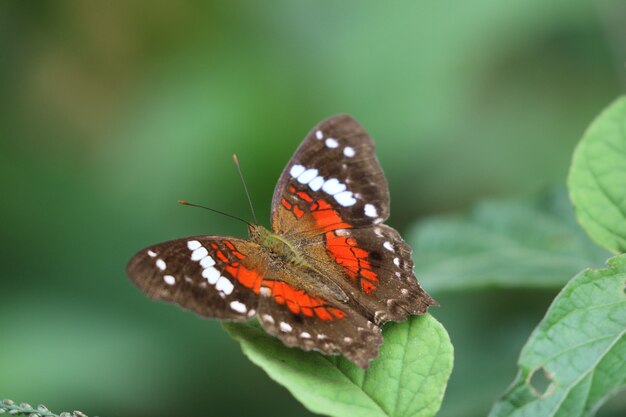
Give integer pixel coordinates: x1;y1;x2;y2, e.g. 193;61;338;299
488;255;626;417
225;314;453;417
409;189;608;292
568;96;626;254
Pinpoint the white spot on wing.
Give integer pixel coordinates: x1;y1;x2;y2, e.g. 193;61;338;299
230;301;247;313
290;164;305;177
260;286;271;296
216;276;234;295
191;247;209;261
262;314;274;324
343;337;353;343
374;311;386;322
309;176;325;191
200;256;216;268
364;204;378;218
343;146;355;157
297;168;318;184
317;334;327;340
279;322;293;332
147;250;157;257
156;259;166;271
315;130;323;140
163;275;176;285
325;138;339;148
300;332;311;339
334;191;357;207
202;267;221;284
322;178;346;195
187;240;201;250
383;241;394;252
393;257;400;266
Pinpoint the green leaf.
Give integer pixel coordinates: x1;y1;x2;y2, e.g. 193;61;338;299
488;254;626;417
568;96;626;254
224;314;453;417
408;189;609;292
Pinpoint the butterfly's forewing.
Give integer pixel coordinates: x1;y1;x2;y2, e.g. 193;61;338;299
127;236;267;320
256;269;383;368
270;114;435;326
271;114;389;236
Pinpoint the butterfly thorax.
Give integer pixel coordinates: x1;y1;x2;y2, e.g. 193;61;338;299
248;224;309;268
249;224;350;303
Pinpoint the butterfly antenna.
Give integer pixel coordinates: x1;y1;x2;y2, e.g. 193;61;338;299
233;154;259;225
178;200;253;227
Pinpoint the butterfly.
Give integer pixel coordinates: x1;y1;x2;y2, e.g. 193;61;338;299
127;115;435;368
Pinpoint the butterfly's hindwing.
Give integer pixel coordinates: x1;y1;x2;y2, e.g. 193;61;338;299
303;224;436;325
126;237;266;320
271;114;389;236
255;269;383;368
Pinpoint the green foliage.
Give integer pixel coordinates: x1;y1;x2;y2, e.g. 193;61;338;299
488;255;626;417
0;399;88;417
409;189;609;292
568;96;626;254
225;314;453;417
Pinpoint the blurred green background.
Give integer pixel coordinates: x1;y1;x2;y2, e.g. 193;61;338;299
1;1;625;416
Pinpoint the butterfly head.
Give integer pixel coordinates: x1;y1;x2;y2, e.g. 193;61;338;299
247;223;263;242
248;224;278;247
248;223;277;253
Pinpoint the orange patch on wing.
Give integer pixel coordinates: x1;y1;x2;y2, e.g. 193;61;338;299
361;269;378;282
286;300;300;314
297;191;314;202
262;280;345;321
288;185;296;193
293;205;304;218
328;307;346;319
224;264;263;293
281;198;292;210
325;231;379;293
316;199;332;210
314;307;332;321
216;250;229;263
361;280;376;294
224;241;235;250
310;199;351;232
